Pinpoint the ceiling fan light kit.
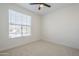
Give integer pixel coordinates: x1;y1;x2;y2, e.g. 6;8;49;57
39;4;44;8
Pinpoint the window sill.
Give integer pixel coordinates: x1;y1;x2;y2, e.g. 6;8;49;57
9;34;31;39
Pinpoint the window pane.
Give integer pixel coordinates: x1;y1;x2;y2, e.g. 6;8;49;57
9;34;16;38
22;26;27;36
26;16;31;26
21;14;27;25
9;9;15;24
15;25;21;37
22;26;31;36
9;24;16;38
15;12;22;25
9;24;15;34
27;25;31;35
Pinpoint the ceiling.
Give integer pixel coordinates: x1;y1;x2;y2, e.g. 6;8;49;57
17;3;74;15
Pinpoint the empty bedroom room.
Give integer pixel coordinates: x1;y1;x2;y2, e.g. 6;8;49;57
0;3;79;56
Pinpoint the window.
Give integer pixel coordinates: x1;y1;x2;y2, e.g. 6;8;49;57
9;9;31;38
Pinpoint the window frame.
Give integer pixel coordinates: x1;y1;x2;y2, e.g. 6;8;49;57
9;9;31;38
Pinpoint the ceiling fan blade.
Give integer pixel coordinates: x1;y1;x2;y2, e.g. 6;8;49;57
43;3;51;7
30;3;40;5
30;3;51;7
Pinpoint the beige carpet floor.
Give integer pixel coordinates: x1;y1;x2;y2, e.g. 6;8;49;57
0;40;79;56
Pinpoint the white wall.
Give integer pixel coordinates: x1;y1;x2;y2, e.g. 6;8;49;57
0;3;41;51
41;4;79;49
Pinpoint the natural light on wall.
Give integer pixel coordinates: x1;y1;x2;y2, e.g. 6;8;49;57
9;9;31;38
